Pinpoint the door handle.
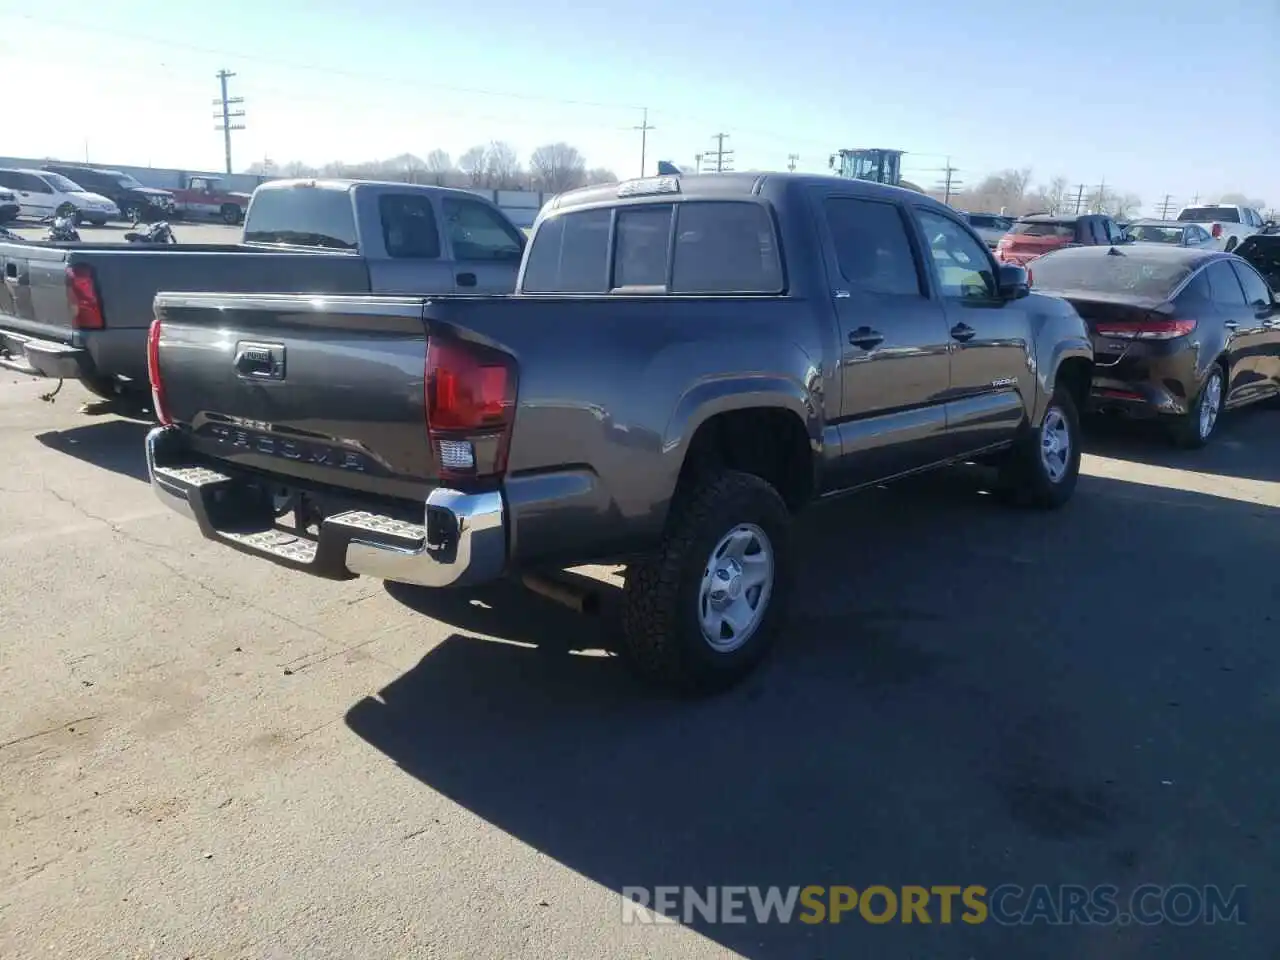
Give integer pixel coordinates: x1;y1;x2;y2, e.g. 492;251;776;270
951;322;976;342
456;272;477;288
848;327;884;350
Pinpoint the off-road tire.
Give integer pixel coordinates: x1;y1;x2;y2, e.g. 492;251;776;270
1168;363;1225;449
620;470;793;695
996;385;1082;509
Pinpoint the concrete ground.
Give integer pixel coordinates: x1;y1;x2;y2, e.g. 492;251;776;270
0;375;1276;959
3;219;243;245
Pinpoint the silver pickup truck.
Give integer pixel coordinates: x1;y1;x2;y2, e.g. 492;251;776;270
0;178;526;400
145;172;1094;694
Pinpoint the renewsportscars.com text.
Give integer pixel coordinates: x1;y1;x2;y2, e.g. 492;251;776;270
620;884;1248;926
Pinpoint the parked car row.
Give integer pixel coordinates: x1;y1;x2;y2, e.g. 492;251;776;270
0;164;251;225
5;170;1276;696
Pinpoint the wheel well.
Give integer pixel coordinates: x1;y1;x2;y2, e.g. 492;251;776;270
677;408;814;512
1054;356;1092;416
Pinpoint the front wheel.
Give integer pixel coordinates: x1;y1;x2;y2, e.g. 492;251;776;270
997;386;1082;509
620;470;793;695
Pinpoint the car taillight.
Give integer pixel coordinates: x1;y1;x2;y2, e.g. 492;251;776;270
425;337;517;481
1094;317;1197;340
1026;267;1033;287
65;264;104;330
146;318;172;425
1211;223;1222;238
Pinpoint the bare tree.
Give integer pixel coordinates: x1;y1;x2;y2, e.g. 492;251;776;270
424;149;453;174
584;167;619;185
459;145;488;187
1040;176;1069;214
529;142;587;193
483;141;524;190
1107;193;1143;220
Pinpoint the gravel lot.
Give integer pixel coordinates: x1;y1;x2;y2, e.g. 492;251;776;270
3;219;243;245
1;375;1276;959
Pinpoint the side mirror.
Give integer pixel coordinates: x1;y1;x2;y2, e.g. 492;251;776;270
997;263;1030;300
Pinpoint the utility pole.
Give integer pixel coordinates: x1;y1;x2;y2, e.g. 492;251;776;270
1072;183;1087;215
1190;193;1200;206
694;153;704;174
1155;194;1175;219
632;108;655;178
1093;177;1106;214
787;153;799;172
213;69;246;175
933;156;962;205
707;133;734;173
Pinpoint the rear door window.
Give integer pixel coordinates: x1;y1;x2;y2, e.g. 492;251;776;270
522;208;611;293
824;197;922;297
1010;220;1076;239
378;193;441;259
1206;260;1246;305
1232;261;1272;306
671;202;782;293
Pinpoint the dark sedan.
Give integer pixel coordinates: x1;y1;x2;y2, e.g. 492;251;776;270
1030;245;1280;448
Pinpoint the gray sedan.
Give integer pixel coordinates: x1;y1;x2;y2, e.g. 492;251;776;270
1123;219;1216;248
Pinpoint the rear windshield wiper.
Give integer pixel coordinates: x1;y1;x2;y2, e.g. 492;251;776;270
244;230;356;250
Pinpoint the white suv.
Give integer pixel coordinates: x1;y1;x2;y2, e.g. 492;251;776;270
0;168;120;225
1175;204;1265;253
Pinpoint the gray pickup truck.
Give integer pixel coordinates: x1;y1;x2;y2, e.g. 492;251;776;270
145;172;1094;693
0;178;525;399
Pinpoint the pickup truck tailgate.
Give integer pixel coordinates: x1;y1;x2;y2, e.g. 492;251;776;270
155;293;434;501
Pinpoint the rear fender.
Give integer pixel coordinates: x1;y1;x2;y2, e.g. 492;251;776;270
1029;295;1094;425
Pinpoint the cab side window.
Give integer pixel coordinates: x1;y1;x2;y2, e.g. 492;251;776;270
915;209;995;299
823;197;923;297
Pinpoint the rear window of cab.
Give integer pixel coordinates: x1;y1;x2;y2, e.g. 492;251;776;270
522;200;784;295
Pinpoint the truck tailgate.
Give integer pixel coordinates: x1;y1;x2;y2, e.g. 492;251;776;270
155;292;434;501
0;241;75;342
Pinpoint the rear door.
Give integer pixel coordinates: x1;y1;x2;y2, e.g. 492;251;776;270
16;173;56;218
440;195;524;293
812;190;952;485
913;206;1032;453
1204;259;1264;404
1230;259;1280;393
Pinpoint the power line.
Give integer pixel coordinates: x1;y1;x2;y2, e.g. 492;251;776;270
707;133;734;173
632;108;655;178
213;69;245;175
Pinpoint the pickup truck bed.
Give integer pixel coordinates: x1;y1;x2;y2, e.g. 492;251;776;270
146;171;1094;694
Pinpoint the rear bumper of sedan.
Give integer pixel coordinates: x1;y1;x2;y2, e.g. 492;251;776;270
1087;339;1201;417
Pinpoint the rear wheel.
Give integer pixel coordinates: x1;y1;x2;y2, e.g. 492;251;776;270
1168;365;1224;449
620;470;793;695
220;204;242;225
996;385;1082;509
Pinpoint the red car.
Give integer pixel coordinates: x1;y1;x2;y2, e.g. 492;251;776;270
996;213;1127;267
170;175;251;224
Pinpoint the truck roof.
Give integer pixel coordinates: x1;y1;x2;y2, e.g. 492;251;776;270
256;177;496;203
547;171;952;215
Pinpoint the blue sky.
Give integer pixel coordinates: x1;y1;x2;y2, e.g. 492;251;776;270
3;0;1276;211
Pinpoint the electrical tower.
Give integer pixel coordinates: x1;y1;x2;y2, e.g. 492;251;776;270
707;133;734;173
787;153;799;172
633;108;655;178
933;157;962;205
213;69;246;175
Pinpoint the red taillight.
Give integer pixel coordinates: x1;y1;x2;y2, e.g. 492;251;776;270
1211;223;1223;239
425;337;517;480
147;318;172;425
65;264;104;330
1026;267;1034;287
1094;317;1197;340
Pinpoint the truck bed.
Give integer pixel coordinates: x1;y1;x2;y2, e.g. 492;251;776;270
0;240;370;384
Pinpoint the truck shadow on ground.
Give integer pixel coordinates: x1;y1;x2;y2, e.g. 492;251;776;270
1082;404;1280;483
353;468;1277;959
35;417;152;482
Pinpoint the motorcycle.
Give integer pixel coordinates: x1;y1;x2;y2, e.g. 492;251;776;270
124;221;177;244
46;212;80;242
